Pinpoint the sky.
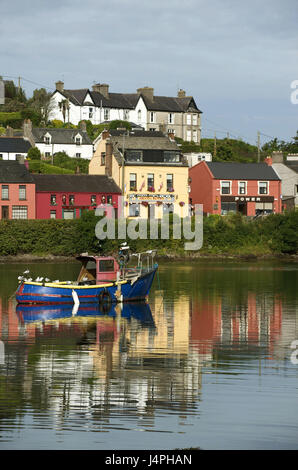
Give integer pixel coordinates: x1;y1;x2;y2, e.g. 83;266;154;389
1;0;298;145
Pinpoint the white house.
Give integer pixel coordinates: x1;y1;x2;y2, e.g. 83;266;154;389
0;137;31;160
184;152;213;167
49;82;202;143
23;120;93;160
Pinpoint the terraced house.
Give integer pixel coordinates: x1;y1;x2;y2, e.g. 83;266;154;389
50;82;202;143
89;129;189;218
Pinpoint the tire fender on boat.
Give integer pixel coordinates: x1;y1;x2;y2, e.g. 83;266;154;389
99;288;112;305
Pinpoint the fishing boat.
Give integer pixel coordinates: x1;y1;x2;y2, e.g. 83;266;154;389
15;247;158;305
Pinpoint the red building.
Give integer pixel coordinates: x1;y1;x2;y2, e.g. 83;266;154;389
32;174;121;219
189;161;282;216
0;160;36;220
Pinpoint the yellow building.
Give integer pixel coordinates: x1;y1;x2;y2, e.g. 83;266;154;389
89;129;189;218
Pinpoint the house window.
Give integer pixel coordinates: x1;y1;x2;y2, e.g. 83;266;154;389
259;181;268;194
149;112;155;123
19;185;26;200
166;174;174;192
44;136;50;145
101;152;106;165
256;202;273;215
89;107;93;119
50;194;57;205
126;150;142;162
221;202;236;215
238;181;247;195
168;129;175;135
0;154;3;160
75;137;81;146
123;109;130;120
129;203;140;217
149;128;156;132
76;153;81;158
187;114;191;125
221;181;231;194
168;113;174;124
193;114;198;125
1;185;9;200
130;173;137;191
186;130;191;141
62;195;67;205
50;210;56;219
137;110;142;121
107;195;113;204
91;195;96;205
147;173;154;191
192;130;198;142
63;209;75;219
69;195;74;205
104;109;110;120
164;151;180;163
45;152;51;158
12;205;28;219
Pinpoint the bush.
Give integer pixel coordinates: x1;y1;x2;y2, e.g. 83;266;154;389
27;147;41;160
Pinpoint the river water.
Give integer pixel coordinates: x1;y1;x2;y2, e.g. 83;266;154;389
0;259;297;450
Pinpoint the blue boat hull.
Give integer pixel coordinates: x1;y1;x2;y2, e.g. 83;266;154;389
16;267;157;305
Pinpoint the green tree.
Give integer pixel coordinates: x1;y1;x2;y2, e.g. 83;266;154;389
27;147;41;160
27;88;55;124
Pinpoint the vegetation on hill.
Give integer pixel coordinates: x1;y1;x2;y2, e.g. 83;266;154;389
0;211;297;257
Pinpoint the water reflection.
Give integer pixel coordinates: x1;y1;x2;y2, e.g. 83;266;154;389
0;261;297;449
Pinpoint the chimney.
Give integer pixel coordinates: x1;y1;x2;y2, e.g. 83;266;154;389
137;86;154;101
177;89;186;98
168;131;175;141
16;155;25;165
22;119;35;147
55;81;64;93
105;141;113;177
80;120;87;132
101;129;110;140
265;156;272;166
92;83;109;99
271;151;283;163
6;126;13;137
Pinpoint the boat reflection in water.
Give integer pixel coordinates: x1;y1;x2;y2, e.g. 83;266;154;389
16;301;155;327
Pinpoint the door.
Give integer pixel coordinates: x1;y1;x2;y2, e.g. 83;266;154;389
1;206;9;219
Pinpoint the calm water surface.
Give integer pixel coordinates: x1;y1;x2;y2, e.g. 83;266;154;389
0;259;297;450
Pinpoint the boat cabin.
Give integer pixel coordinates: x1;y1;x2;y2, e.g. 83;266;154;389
76;255;120;284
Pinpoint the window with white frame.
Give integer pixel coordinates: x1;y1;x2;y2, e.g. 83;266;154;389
76;153;81;158
258;181;268;194
186;130;191;141
187;114;191;125
123;109;130;120
2;185;9;200
193;114;198;125
44;135;51;145
137;110;142;121
19;185;26;200
129;173;137;191
75;136;81;145
238;181;246;195
168;113;174;124
149;112;155;123
89;107;93;119
12;205;27;219
104;108;110;120
50;210;56;219
221;181;231;194
192;130;198;142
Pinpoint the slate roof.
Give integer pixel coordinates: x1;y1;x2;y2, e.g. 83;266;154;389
0;137;31;153
109;130;179;151
31;128;92;145
206;162;280;180
285;161;298;174
0;161;34;183
56;89;202;113
32;174;121;193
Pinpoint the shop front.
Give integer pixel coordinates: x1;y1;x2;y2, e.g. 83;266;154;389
221;196;275;216
127;193;181;218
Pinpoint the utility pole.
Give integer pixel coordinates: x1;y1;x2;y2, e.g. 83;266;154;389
17;76;21;95
214;132;217;158
257;131;260;163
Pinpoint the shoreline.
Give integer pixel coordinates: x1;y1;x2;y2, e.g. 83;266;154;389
0;252;297;263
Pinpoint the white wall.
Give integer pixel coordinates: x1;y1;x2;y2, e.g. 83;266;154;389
0;152;28;161
36;142;93;159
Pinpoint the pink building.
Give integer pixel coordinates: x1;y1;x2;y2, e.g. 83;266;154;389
0;161;35;220
32;174;121;219
189;161;282;216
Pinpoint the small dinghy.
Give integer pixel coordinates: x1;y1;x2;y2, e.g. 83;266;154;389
16;247;158;305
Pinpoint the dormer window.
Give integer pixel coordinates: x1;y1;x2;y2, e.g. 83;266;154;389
44;133;51;145
75;134;82;146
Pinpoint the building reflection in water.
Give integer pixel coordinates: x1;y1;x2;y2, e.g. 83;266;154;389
0;288;294;429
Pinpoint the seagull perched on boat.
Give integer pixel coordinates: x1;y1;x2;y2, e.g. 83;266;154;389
35;276;44;282
18;275;24;281
23;269;30;274
45;278;50;282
